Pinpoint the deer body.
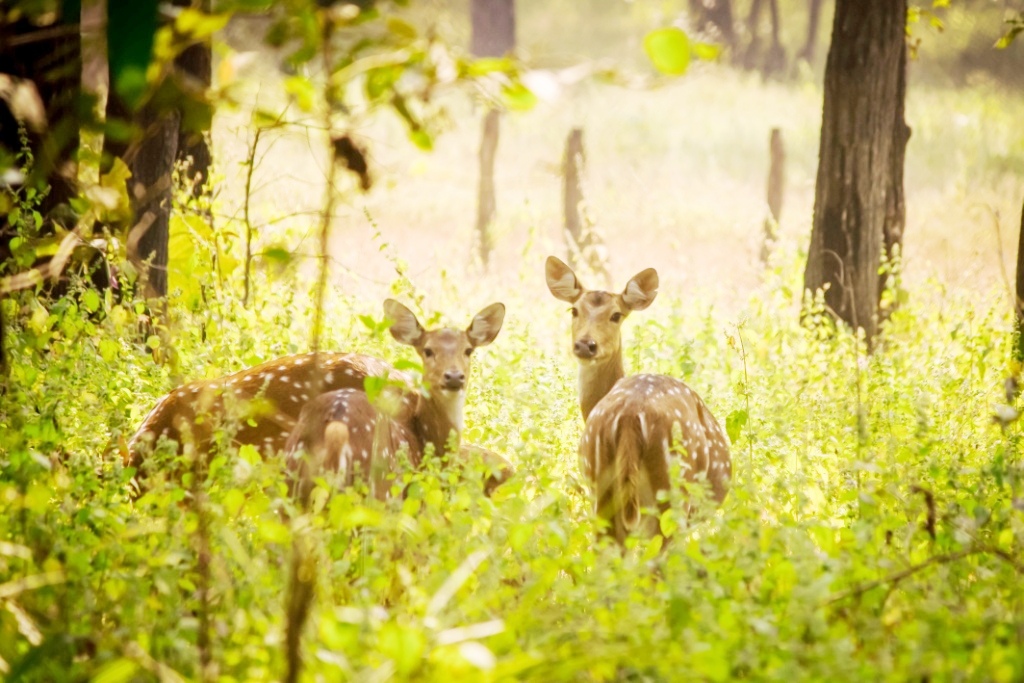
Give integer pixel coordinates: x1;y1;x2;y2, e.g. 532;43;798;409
127;352;402;476
546;256;731;543
285;299;508;504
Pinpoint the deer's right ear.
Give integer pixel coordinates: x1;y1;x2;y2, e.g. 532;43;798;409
545;256;583;303
384;299;425;347
621;268;658;311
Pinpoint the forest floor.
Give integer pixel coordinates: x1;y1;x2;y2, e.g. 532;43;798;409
212;50;1024;320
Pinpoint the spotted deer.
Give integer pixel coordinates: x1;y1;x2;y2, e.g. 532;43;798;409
285;299;510;504
545;256;731;543
127;352;402;482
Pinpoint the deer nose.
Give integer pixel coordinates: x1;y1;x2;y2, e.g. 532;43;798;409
574;339;598;359
442;370;466;390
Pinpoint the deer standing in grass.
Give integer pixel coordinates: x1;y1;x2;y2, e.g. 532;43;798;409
285;299;508;503
127;352;400;482
545;256;731;543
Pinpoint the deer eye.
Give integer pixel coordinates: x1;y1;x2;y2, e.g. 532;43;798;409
423;348;434;358
464;347;473;357
571;308;579;318
610;312;623;323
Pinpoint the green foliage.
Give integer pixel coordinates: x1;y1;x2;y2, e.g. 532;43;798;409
644;28;692;76
995;12;1024;49
2;249;1024;680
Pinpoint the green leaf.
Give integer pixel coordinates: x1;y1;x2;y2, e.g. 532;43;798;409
81;289;100;314
386;17;417;39
644;27;692;76
725;409;748;443
91;658;140;683
263;247;292;264
693;41;722;61
501;82;537;112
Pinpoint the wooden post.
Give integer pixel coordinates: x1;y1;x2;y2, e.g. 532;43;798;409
562;128;609;285
762;127;785;262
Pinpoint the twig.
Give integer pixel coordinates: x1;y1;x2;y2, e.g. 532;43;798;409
242;126;263;306
829;545;1023;604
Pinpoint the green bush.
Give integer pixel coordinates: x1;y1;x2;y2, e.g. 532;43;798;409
2;243;1023;681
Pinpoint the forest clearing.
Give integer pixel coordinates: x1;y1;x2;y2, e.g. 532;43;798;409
2;1;1024;680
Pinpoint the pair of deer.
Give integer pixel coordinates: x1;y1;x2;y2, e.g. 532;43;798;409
129;257;731;541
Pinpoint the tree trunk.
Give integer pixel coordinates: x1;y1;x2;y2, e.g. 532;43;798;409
803;0;908;345
763;0;787;79
0;6;82;229
799;0;825;64
742;0;765;70
689;0;735;49
174;0;212;198
474;109;499;266
1014;197;1024;361
561;128;609;284
471;0;516;57
762;127;785;262
564;128;586;264
470;0;514;267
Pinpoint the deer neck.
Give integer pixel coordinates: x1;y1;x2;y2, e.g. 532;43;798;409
579;347;625;421
414;388;465;457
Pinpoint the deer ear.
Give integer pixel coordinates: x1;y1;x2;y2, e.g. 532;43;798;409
384;299;425;347
467;303;505;347
621;268;658;311
545;256;583;303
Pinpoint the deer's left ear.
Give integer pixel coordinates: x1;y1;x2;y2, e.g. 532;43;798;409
467;303;505;347
384;299;426;347
621;268;658;311
545;256;584;303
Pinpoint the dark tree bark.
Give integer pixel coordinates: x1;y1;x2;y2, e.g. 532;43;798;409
803;0;908;344
0;4;82;233
104;0;215;299
689;0;735;49
470;0;514;267
1015;197;1024;361
174;0;212;198
799;0;825;64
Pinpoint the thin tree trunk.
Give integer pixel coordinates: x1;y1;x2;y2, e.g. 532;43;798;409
123;106;180;299
799;0;825;64
763;0;787;79
803;0;908;345
561;128;609;284
174;0;212;198
564;127;586;265
762;127;785;262
470;0;514;267
689;0;736;49
475;109;499;266
1015;197;1024;361
470;0;516;57
743;0;765;69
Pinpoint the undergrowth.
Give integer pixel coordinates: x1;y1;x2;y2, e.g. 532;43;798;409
1;250;1023;682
